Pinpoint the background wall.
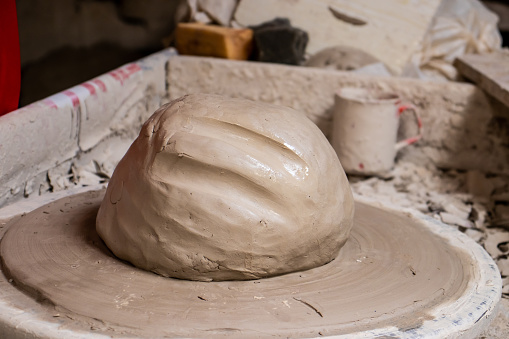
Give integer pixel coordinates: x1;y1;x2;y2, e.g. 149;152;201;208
16;0;186;106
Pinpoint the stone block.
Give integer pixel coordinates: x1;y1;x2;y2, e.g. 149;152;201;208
250;18;308;65
175;23;253;60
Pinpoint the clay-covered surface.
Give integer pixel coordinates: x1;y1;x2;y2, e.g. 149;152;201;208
0;190;500;338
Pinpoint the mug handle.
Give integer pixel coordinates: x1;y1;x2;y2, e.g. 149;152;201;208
395;104;423;151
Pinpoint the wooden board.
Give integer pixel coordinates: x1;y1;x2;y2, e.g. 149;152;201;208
455;51;509;108
234;0;442;74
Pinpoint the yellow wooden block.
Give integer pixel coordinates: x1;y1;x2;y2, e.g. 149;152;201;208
175;23;253;60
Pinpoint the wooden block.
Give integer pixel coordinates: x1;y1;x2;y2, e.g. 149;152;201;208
175;23;253;60
234;0;442;75
454;51;509;108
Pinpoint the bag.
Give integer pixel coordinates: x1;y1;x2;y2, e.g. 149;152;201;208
403;0;502;81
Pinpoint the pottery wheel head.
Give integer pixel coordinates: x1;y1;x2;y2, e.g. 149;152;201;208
96;94;354;281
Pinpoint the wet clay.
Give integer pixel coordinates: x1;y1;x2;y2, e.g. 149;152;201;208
1;190;472;338
96;94;354;281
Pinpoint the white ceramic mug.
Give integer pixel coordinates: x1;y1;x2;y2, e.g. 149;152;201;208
331;87;422;176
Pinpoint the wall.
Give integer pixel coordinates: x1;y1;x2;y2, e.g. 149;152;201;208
0;48;176;208
168;56;509;173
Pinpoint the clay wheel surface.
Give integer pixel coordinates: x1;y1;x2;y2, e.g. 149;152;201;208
0;190;500;338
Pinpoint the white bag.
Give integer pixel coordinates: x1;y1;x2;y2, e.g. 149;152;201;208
404;0;502;81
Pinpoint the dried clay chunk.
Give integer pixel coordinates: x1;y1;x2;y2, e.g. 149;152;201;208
96;94;354;281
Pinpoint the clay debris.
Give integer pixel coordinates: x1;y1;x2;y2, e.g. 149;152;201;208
45;160;113;194
350;161;509;299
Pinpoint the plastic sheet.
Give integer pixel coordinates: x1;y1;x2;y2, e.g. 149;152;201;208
404;0;502;81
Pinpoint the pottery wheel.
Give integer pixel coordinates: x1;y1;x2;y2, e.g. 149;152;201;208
0;190;501;338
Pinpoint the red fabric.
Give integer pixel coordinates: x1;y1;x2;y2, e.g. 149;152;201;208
0;0;21;116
